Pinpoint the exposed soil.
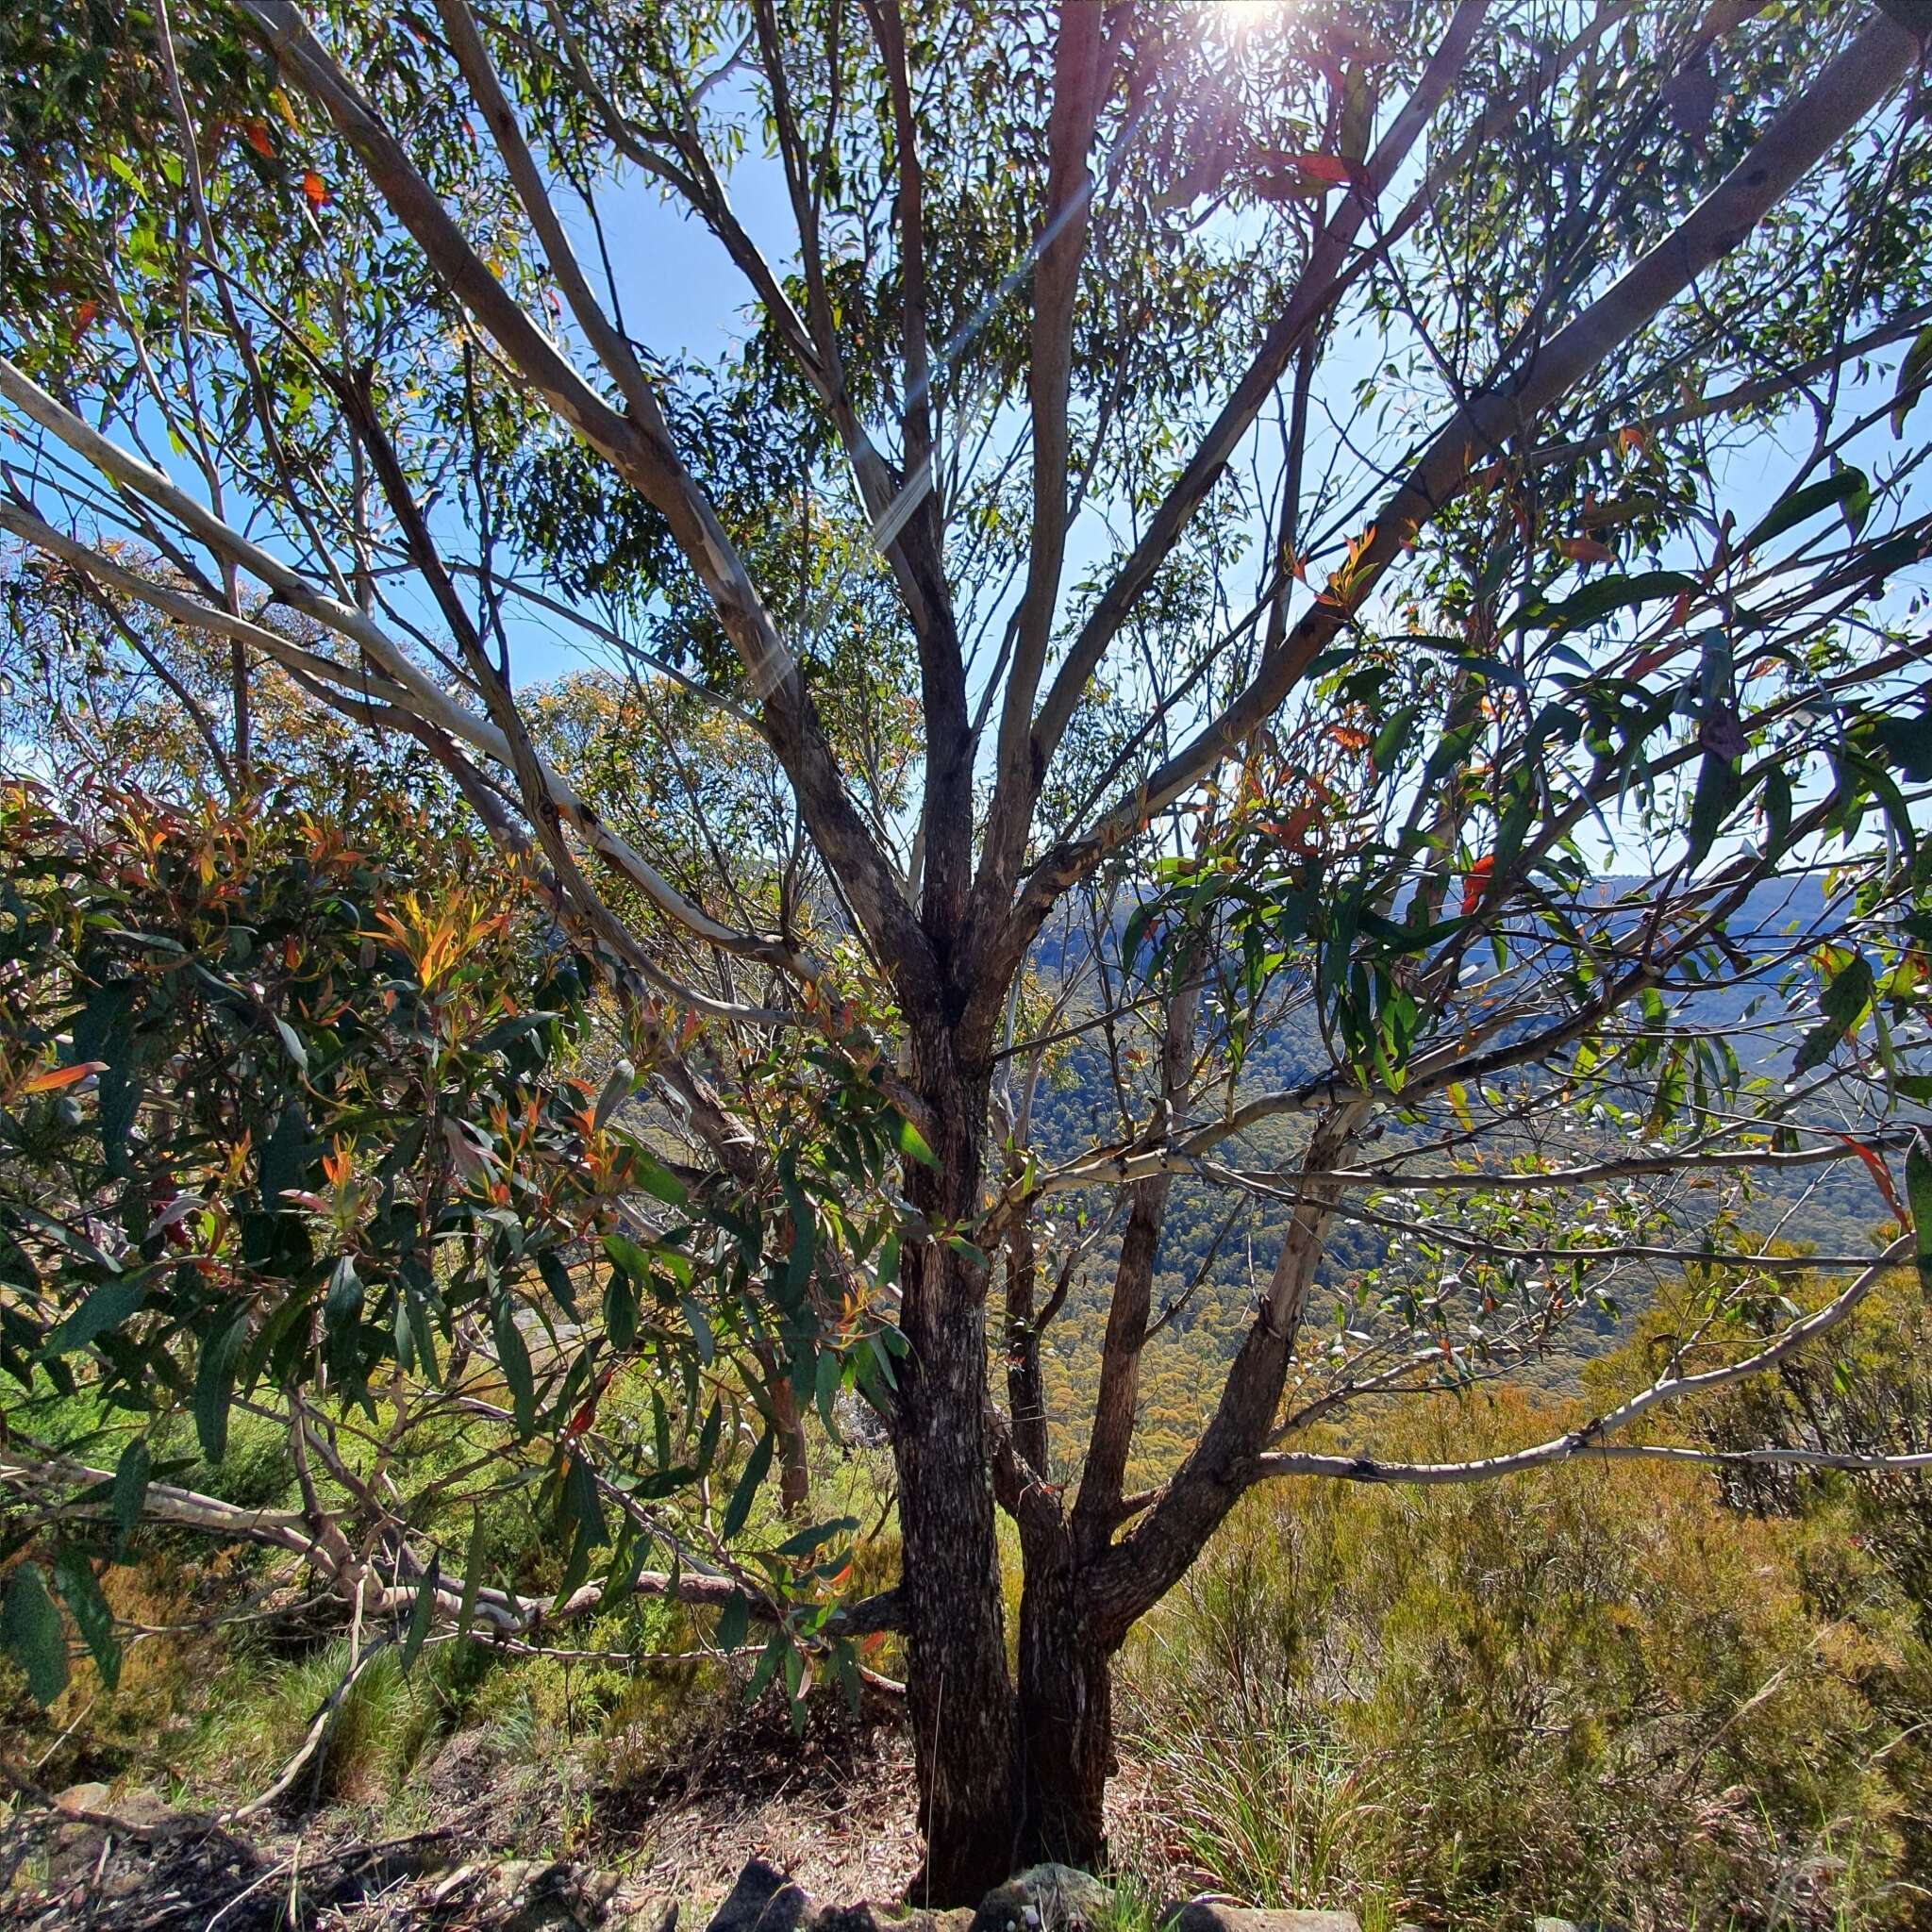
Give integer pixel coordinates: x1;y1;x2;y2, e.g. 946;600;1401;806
585;1688;924;1908
0;1692;917;1929
2;1688;1207;1930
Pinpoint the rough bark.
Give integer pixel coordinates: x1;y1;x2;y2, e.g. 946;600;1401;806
1013;1524;1112;1872
895;1058;1016;1905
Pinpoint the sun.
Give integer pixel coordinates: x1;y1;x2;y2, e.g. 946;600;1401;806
1208;0;1291;33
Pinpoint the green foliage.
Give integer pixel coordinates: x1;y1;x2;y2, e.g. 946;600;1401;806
0;776;901;1717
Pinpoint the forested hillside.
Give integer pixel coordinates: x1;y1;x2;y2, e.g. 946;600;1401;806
1021;869;1906;1478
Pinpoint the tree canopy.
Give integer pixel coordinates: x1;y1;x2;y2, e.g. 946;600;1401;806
5;0;1932;1899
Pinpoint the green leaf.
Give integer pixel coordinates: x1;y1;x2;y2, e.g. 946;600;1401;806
1744;469;1869;552
773;1515;857;1562
1821;954;1876;1029
716;1592;749;1652
559;1451;608;1553
893;1114;937;1168
456;1509;486;1647
778;1167;815;1304
270;1013;308;1074
835;1637;863;1714
1372;704;1421;774
1839;462;1874;540
1524;570;1699;637
537;1249;580;1319
942;1234;990;1274
400;1557;440;1674
2;1563;68;1706
324;1254;362;1330
1893;319;1932;437
193;1317;246;1464
746;1629;786;1702
46;1279;147;1357
632;1152;689;1208
492;1299;536;1436
1907;1129;1932;1296
1686;750;1740;870
814;1348;841;1436
721;1428;774;1541
680;1294;716;1366
695;1399;722;1476
1873;705;1932;783
1762;764;1793;857
259;1102;309;1211
52;1548;120;1691
604;1268;639;1353
1791;956;1874;1075
602;1232;654;1283
110;1440;149;1548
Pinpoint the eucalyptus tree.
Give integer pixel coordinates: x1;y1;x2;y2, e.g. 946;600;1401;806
6;0;1932;1898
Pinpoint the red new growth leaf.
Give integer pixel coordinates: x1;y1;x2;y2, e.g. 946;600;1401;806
243;120;274;158
565;1364;616;1441
1461;855;1495;915
301;171;328;209
1840;1136;1905;1223
1629;641;1687;678
1291;152;1356;185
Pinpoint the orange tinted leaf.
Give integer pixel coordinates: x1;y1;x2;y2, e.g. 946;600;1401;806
73;300;99;334
1280;800;1322;851
22;1061;105;1095
1557;534;1615;566
301;170;328;209
1328;724;1372;755
243;119;274;158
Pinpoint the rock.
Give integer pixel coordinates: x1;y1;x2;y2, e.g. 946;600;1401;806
970;1866;1113;1932
704;1858;813;1932
104;1786;178;1832
1162;1910;1360;1932
43;1821;108;1889
816;1907;887;1932
52;1781;110;1817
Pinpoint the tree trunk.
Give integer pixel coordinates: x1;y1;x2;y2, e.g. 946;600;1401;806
1014;1533;1111;1870
896;1059;1017;1905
